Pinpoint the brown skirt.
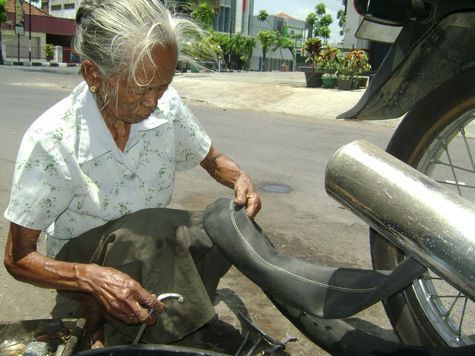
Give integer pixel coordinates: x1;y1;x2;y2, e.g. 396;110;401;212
52;207;231;345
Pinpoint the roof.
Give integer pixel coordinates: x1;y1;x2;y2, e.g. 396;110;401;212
4;0;76;36
6;0;51;17
274;12;297;20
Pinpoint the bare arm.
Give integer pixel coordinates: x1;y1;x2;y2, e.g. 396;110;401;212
201;145;261;218
4;223;164;324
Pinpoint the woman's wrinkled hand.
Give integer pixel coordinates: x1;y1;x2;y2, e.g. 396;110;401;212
200;146;262;218
233;172;261;219
84;265;165;325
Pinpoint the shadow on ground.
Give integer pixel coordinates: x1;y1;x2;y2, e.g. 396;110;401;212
174;288;291;355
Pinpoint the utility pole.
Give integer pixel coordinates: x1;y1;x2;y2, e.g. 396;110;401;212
0;0;6;65
28;0;31;62
228;17;232;68
15;0;25;64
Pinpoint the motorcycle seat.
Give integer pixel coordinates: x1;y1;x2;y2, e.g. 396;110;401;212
203;198;425;318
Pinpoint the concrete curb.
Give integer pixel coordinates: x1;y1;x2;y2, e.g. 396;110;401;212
2;60;78;67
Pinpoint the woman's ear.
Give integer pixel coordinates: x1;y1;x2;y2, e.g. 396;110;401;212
81;60;101;89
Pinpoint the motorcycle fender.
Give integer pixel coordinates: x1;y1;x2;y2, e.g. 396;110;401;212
338;12;475;120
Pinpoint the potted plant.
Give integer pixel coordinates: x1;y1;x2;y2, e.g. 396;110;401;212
336;53;355;90
322;72;338;88
337;74;354;90
337;50;371;90
303;37;323;87
348;49;371;87
317;46;341;74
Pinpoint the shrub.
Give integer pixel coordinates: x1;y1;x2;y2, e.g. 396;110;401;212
317;46;341;71
338;49;371;78
44;43;54;61
303;37;322;70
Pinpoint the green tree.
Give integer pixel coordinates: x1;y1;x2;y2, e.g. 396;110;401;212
256;30;277;71
257;9;269;22
337;9;346;37
281;34;300;59
182;0;219;15
0;0;7;65
207;31;255;70
208;30;233;69
305;12;317;40
210;30;230;52
228;32;255;70
318;20;332;43
191;2;215;29
312;3;333;44
272;33;300;70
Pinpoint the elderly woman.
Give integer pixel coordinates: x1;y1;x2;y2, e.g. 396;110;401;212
3;0;260;348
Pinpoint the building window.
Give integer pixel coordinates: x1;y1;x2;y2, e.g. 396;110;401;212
216;5;231;33
51;5;61;11
64;3;75;10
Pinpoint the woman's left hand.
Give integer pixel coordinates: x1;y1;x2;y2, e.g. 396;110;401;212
233;172;261;219
201;145;262;219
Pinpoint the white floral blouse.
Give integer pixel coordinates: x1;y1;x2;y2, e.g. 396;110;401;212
4;82;211;257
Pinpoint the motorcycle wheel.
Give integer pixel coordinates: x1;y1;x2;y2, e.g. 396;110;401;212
370;67;475;347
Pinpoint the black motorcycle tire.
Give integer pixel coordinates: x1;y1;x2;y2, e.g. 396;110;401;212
370;67;475;346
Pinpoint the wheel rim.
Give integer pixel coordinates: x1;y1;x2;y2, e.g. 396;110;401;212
412;107;475;346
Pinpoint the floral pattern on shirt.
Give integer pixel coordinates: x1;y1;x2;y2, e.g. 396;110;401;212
4;82;211;257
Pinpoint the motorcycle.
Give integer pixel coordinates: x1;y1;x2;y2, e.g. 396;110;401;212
338;0;475;350
202;0;475;354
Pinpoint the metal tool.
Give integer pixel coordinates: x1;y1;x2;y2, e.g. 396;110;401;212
132;293;184;344
234;313;296;356
263;333;297;355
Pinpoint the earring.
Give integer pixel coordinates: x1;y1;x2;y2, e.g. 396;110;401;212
90;85;98;93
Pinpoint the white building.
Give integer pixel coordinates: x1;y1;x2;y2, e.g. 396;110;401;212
26;0;43;8
213;0;254;35
47;0;254;34
341;2;369;50
47;0;81;19
250;12;307;71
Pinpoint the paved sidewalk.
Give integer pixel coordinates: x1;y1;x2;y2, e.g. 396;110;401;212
172;71;402;129
173;71;362;121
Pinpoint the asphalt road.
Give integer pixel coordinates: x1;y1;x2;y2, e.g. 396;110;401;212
0;65;398;355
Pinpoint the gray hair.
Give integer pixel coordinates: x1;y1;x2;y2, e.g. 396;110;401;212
74;0;201;84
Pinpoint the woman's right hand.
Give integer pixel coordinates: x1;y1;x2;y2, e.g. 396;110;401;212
83;264;165;325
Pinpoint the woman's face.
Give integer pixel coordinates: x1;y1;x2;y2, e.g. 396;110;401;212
102;45;178;124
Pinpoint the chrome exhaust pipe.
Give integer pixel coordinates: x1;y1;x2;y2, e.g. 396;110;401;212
325;140;475;301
